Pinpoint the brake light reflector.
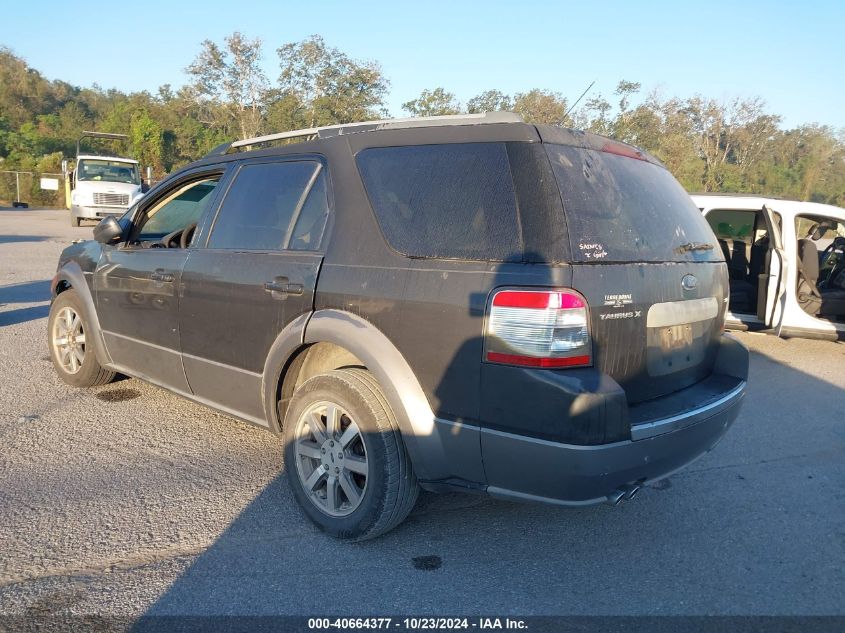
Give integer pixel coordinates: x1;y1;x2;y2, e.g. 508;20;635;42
485;289;592;368
600;141;646;161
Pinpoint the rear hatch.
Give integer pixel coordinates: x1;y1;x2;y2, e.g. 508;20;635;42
543;138;727;403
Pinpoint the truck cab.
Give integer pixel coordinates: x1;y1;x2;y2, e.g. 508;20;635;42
68;132;145;227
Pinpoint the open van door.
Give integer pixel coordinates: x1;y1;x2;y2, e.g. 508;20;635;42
757;205;788;333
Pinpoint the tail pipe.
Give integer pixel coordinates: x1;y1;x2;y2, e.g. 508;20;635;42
604;489;625;506
604;483;641;506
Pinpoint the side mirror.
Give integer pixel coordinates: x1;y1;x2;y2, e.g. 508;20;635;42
93;216;124;244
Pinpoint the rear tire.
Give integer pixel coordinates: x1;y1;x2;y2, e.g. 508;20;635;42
48;289;115;388
71;217;81;227
283;368;418;540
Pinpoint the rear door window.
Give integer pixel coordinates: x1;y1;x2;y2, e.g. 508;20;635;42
705;208;758;270
208;161;319;251
706;209;756;244
356;143;522;261
547;144;722;263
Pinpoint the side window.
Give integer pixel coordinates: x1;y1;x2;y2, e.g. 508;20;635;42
137;177;220;241
208;161;318;251
705;209;757;244
797;215;845;250
356;143;521;261
289;169;329;251
795;216;818;239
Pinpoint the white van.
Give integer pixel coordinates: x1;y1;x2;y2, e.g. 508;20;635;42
693;194;845;340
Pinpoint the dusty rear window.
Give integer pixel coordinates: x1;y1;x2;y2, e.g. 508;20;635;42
547;144;722;263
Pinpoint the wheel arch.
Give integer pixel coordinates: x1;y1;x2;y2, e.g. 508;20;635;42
263;309;454;481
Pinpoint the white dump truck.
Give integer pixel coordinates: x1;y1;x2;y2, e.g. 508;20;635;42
66;132;144;227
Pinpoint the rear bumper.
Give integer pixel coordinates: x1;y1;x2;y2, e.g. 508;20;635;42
484;382;744;505
480;333;749;505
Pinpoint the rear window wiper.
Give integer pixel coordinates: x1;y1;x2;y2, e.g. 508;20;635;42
677;242;714;253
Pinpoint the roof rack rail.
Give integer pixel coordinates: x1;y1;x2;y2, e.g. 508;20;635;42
76;131;130;158
204;111;523;158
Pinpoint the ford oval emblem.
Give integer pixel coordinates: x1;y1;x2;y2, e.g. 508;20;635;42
681;274;698;291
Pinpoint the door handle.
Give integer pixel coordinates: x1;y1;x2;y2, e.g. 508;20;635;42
264;277;304;298
283;283;304;296
150;269;174;283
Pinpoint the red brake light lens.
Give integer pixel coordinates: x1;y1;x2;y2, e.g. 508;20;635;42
600;141;646;161
492;290;585;310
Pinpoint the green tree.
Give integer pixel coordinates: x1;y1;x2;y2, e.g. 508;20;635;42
2;47;845;207
186;32;268;139
129;110;164;171
466;89;513;114
277;35;389;128
512;89;569;125
402;88;460;117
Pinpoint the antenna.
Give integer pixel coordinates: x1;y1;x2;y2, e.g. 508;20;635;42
565;80;596;118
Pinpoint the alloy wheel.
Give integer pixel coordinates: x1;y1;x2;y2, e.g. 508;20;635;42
52;306;86;374
294;401;368;517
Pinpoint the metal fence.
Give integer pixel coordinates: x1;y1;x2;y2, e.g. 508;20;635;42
0;170;67;208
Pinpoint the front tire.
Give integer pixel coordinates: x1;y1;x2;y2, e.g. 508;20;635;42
48;289;115;387
283;368;419;540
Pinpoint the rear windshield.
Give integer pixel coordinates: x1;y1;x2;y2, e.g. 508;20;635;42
356;143;522;261
546;144;721;263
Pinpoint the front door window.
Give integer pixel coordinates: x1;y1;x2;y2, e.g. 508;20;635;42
134;178;220;246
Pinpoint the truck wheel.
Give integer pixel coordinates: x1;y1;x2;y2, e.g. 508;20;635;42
71;217;81;227
47;289;115;388
283;368;419;540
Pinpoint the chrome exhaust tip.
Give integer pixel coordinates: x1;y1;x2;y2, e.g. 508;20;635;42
622;484;640;501
605;489;625;506
606;484;640;506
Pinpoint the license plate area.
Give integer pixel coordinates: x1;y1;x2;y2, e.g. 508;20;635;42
646;320;711;376
659;323;694;352
645;298;718;377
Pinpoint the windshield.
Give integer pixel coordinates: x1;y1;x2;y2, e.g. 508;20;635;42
77;159;140;185
546;144;722;263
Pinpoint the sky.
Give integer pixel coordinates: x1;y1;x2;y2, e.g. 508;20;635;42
3;0;844;129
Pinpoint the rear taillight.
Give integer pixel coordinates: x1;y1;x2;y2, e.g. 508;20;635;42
484;289;592;368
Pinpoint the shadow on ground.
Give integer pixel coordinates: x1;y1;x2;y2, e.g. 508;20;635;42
0;280;51;303
0;280;51;326
126;343;844;621
0;235;50;245
0;305;50;326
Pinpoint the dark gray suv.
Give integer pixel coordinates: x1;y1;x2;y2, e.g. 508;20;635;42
48;112;748;540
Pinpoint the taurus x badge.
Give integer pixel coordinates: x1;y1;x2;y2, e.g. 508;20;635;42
681;274;698;291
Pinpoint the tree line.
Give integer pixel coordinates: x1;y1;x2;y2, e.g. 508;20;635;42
1;34;843;205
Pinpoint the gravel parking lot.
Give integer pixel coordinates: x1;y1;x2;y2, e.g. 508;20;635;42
1;208;843;620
